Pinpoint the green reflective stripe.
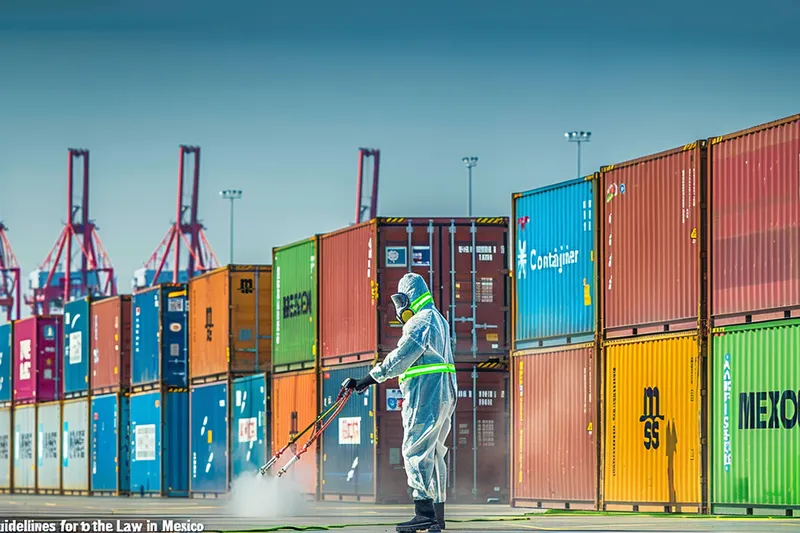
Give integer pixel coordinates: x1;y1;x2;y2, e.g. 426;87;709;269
409;292;433;313
398;363;455;383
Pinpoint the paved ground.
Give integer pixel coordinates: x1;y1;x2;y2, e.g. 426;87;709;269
0;496;797;532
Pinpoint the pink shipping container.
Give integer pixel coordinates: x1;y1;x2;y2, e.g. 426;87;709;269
13;316;63;404
319;217;509;366
511;343;598;509
601;142;707;338
708;114;800;325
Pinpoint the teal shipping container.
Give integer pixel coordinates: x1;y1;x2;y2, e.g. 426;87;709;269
512;176;598;348
63;298;92;397
0;322;11;404
90;392;130;495
129;388;189;497
231;374;269;478
190;381;228;495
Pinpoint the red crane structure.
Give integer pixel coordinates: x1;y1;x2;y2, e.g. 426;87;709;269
355;148;381;224
26;149;117;316
135;145;219;292
0;222;21;322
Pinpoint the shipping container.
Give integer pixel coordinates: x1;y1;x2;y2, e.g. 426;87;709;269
132;283;189;390
319;361;508;504
13;316;62;404
189;380;229;496
603;332;705;512
512;176;598;348
319;218;509;366
13;404;35;493
600;142;707;337
272;369;318;496
91;392;130;495
231;373;269;478
711;319;800;513
130;388;189;497
708;115;800;326
188;265;272;382
0;406;10;492
91;296;132;393
273;238;319;373
0;322;12;405
61;398;90;494
63;297;93;398
36;401;61;493
511;344;597;509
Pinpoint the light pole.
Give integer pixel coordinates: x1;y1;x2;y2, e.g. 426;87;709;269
565;131;591;178
461;156;478;217
219;189;242;264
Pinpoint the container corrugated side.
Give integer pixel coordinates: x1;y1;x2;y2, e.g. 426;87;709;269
61;398;90;494
188;265;272;382
0;322;12;404
512;177;597;348
0;406;10;491
603;332;704;512
90;392;130;495
14;316;62;404
708;115;800;325
132;283;189;389
711;319;800;512
13;404;36;492
190;381;229;495
130;388;189;497
232;374;269;478
511;344;597;509
272;370;318;496
601;143;706;337
91;296;132;393
36;401;61;493
64;297;91;397
273;238;319;372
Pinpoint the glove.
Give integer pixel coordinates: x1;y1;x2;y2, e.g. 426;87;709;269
344;374;377;394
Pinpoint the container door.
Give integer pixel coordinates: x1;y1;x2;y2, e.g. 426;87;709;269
229;268;272;375
130;392;161;494
132;290;161;386
190;382;228;494
231;375;268;478
161;288;189;388
14;405;36;489
91;394;119;492
320;365;375;497
271;371;318;495
64;298;91;397
164;390;189;496
0;408;10;489
375;384;407;504
37;318;61;403
0;324;12;403
36;403;61;490
62;399;90;492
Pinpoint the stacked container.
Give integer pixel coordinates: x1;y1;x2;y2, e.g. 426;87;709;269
599;142;708;513
89;295;132;495
129;283;190;497
188;265;272;497
0;322;12;493
707;115;800;515
312;217;510;504
510;177;600;510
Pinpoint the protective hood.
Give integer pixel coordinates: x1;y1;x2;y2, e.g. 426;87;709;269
397;273;434;312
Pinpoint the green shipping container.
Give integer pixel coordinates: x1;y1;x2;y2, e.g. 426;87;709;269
712;318;800;512
272;237;319;372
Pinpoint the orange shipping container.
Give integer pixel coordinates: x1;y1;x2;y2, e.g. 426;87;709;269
602;332;706;513
189;265;272;382
271;369;319;496
91;296;132;393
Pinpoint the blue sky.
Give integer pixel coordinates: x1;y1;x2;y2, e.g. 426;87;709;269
1;0;798;318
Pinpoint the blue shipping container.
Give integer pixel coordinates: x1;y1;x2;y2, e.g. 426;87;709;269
132;284;188;388
320;364;375;497
513;176;598;348
91;393;130;494
0;323;11;404
190;381;228;494
129;389;189;497
231;374;269;478
63;298;92;397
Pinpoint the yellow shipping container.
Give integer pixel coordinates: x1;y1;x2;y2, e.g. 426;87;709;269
602;332;704;513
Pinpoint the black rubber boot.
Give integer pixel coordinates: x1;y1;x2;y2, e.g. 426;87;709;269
434;502;445;530
396;499;441;532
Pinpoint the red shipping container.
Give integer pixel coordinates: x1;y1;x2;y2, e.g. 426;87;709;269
511;343;597;510
319;217;509;366
90;296;132;393
708;114;800;325
13;316;63;404
601;142;706;337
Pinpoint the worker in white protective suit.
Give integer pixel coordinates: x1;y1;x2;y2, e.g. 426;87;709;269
345;272;457;533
